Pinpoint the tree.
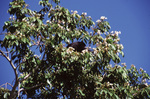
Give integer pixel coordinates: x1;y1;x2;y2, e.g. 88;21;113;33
0;0;150;98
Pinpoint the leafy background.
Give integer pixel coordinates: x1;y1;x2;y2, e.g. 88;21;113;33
0;0;150;89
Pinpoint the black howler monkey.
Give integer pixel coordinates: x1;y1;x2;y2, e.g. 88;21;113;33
67;41;86;52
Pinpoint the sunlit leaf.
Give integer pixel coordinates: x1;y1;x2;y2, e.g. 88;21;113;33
79;89;85;96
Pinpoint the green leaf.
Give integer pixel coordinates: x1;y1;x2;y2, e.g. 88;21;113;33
63;68;67;71
4;93;9;99
12;5;21;8
14;23;18;27
5;35;10;40
113;94;120;99
15;41;19;46
22;37;27;43
79;89;85;96
47;79;52;89
114;54;121;63
108;51;115;61
95;91;99;96
53;0;60;4
122;71;127;79
108;91;113;97
120;51;124;57
97;52;102;59
111;44;116;50
40;46;42;53
107;39;113;44
100;90;107;95
11;35;16;39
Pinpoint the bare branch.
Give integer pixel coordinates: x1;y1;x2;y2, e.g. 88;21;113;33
5;48;9;57
18;88;24;97
0;50;18;79
20;83;44;92
0;82;13;88
9;80;19;99
7;83;13;88
0;50;42;98
0;50;19;99
42;52;46;60
19;73;31;83
0;50;10;55
0;32;6;35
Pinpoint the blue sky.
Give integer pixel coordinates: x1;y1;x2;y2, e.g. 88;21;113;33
0;0;150;87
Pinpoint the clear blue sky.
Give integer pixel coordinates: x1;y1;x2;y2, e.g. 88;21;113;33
0;0;150;87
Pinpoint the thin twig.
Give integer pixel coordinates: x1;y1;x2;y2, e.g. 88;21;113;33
5;48;9;57
0;83;13;88
19;73;31;83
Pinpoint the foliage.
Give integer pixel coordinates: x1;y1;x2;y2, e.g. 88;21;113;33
0;88;10;99
0;0;150;98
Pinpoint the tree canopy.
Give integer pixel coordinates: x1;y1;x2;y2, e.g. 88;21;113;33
0;0;150;98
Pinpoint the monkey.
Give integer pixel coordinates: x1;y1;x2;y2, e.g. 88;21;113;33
67;41;86;52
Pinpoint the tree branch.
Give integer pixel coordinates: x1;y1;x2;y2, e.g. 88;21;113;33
0;50;19;99
0;50;18;80
0;82;13;88
20;83;45;92
0;50;43;98
19;73;31;83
